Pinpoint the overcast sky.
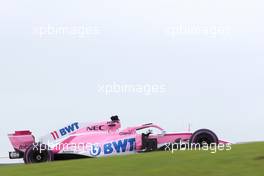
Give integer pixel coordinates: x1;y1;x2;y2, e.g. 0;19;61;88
0;0;263;163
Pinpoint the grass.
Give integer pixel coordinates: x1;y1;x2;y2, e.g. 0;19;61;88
0;142;263;176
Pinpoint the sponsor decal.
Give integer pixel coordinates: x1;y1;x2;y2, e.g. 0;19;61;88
89;138;136;156
51;122;79;140
87;125;105;131
104;138;136;154
90;144;102;156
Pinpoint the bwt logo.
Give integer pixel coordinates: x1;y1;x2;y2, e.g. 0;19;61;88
51;122;79;140
89;138;136;156
104;138;135;155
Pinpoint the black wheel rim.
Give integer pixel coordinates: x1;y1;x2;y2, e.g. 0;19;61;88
30;149;49;163
194;133;215;145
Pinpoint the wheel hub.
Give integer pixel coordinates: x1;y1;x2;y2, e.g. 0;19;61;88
36;155;42;161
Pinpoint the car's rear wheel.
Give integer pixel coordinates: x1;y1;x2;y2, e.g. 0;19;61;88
23;143;53;164
189;129;218;146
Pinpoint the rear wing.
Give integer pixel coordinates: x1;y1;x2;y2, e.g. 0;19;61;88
8;130;35;153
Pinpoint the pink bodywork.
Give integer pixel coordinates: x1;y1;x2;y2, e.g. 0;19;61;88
8;119;228;157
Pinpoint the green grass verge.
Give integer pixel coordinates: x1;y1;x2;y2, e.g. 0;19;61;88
0;142;263;176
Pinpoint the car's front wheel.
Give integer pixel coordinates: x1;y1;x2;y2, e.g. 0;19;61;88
189;129;219;146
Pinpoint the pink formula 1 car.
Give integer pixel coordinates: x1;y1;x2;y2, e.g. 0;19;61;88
8;116;227;164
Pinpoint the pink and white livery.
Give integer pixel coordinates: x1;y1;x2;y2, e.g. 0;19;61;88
8;116;227;164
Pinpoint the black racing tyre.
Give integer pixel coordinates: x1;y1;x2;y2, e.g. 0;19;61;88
23;143;53;164
189;129;219;146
